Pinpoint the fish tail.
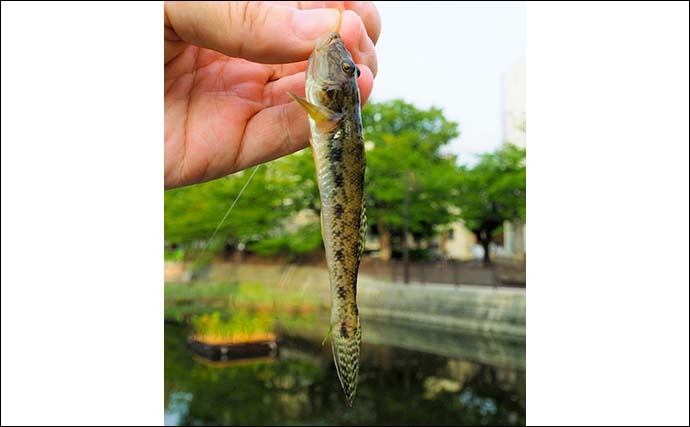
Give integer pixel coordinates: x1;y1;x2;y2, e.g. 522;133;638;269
331;315;361;406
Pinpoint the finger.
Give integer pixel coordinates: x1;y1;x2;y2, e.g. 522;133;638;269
339;10;378;76
235;102;312;172
264;72;306;106
165;1;345;64
356;64;374;105
268;60;308;81
272;1;381;44
343;1;381;44
265;10;378;77
266;11;377;81
164;24;188;64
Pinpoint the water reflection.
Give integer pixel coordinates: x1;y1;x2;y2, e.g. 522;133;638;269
165;321;525;426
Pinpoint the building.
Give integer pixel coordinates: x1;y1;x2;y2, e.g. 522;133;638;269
440;57;527;261
440;220;479;260
503;57;526;148
502;57;526;258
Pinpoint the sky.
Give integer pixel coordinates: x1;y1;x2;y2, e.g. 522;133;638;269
371;2;525;164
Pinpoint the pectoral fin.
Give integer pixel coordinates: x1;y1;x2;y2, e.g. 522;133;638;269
288;92;342;132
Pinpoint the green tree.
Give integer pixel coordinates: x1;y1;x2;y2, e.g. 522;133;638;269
164;150;322;257
362;100;460;260
456;144;526;265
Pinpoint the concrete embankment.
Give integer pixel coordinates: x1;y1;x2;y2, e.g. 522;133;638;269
165;262;526;340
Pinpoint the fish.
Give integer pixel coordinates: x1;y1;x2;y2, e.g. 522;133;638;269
289;32;366;407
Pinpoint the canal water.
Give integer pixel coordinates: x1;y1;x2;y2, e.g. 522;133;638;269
164;319;525;426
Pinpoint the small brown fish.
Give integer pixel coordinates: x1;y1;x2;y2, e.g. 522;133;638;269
289;32;366;406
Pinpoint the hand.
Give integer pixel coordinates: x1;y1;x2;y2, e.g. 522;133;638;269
164;1;380;189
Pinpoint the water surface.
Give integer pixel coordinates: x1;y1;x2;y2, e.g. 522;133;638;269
165;319;525;426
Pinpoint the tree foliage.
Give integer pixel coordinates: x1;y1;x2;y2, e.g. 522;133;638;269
362;100;460;257
164;150;321;256
455;144;526;264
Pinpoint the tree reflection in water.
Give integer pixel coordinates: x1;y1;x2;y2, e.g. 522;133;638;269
165;322;525;426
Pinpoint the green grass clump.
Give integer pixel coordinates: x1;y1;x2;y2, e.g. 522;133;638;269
164;281;322;322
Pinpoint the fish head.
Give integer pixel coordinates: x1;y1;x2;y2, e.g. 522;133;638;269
305;32;361;113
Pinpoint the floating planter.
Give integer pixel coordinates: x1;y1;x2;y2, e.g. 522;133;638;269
188;335;278;366
187;312;278;365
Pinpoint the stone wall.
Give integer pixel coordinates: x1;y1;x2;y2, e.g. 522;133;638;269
164;262;525;339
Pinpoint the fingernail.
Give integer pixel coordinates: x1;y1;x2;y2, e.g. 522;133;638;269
293;9;340;40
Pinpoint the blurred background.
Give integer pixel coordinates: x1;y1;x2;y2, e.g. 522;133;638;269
164;2;526;425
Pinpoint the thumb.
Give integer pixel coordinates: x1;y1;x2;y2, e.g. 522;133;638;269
165;1;341;64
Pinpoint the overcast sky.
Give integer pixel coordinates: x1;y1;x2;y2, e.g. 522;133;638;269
371;2;525;164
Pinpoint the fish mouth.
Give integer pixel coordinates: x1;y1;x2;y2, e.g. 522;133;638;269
315;32;341;51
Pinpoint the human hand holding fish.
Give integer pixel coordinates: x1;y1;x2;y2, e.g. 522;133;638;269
164;1;380;189
165;1;377;407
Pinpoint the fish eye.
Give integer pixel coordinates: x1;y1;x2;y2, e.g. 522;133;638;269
341;61;355;76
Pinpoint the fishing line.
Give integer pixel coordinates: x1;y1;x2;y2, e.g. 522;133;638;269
195;164;261;261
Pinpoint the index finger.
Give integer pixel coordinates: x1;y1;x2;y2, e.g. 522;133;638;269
273;1;381;44
165;1;376;66
165;2;335;63
165;1;378;74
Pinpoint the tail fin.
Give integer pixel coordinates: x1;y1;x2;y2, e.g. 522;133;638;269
331;316;362;406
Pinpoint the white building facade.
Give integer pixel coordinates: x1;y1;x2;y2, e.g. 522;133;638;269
502;57;526;258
